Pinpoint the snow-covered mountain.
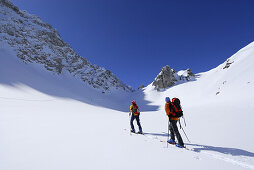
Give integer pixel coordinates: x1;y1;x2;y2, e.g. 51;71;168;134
1;0;254;170
0;0;133;93
1;40;254;170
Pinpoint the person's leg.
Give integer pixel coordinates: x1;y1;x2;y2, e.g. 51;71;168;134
171;120;184;146
135;116;143;133
130;114;135;132
169;121;175;141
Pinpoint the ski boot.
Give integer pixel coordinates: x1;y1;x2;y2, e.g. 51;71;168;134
176;144;185;148
167;139;176;145
130;129;135;133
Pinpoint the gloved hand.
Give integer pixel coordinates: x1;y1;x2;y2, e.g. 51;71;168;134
129;112;131;116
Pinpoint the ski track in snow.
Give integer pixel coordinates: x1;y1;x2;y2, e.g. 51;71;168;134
202;152;254;170
124;129;254;170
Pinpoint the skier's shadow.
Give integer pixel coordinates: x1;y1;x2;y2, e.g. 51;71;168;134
186;143;254;157
143;132;168;137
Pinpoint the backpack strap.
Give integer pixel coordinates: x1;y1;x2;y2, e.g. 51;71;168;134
171;103;177;114
168;103;176;117
172;102;182;112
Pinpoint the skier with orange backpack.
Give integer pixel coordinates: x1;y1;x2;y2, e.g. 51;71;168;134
129;100;143;134
165;97;184;148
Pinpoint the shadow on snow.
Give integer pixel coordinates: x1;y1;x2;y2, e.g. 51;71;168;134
143;132;168;137
141;130;254;158
186;143;254;157
0;79;159;112
0;55;159;112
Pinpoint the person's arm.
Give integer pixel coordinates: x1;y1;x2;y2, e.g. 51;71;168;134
165;103;172;118
165;103;170;116
129;105;133;116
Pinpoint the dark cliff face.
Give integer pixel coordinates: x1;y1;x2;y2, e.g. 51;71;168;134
0;0;134;93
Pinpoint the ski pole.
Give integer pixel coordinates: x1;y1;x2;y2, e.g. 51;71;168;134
181;126;191;143
181;105;186;127
167;117;170;148
179;119;182;129
179;120;190;143
183;116;187;127
129;112;131;135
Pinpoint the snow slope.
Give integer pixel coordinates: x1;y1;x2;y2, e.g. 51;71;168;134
1;39;254;170
144;41;254;148
142;41;254;168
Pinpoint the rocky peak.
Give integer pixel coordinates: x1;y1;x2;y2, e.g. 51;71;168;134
152;65;195;90
0;1;134;93
178;68;195;81
138;84;145;90
152;65;177;90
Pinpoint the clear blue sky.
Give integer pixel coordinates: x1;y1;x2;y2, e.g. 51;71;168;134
12;0;254;89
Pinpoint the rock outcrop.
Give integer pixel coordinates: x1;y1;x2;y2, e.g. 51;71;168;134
138;84;145;90
152;65;177;90
152;65;195;90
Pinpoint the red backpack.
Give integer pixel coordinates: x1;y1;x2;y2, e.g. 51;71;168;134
132;104;140;116
171;98;183;118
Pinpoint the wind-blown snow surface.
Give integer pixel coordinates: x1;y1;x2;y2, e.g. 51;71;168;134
1;41;254;170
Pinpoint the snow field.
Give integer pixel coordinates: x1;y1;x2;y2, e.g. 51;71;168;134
1;35;254;170
0;91;249;170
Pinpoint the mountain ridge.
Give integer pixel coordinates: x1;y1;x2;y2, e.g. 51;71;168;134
0;0;133;93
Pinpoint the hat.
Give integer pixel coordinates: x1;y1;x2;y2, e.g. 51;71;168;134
165;97;170;103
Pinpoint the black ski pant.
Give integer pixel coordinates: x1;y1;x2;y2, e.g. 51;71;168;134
169;120;184;146
130;114;142;132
